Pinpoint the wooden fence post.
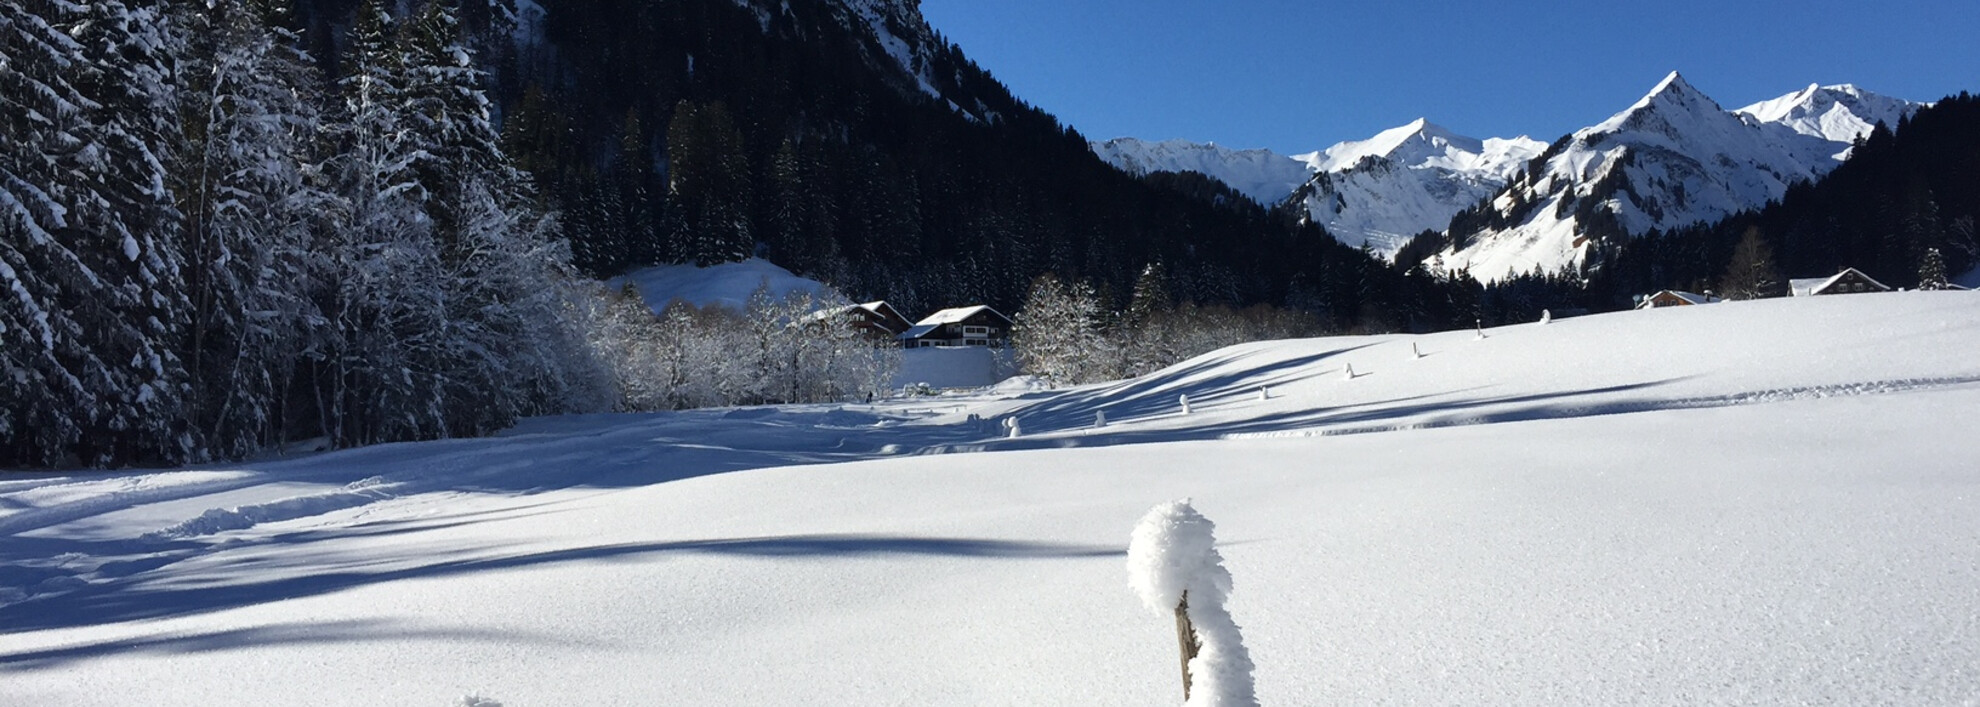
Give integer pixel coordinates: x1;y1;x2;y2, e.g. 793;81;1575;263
1175;590;1201;700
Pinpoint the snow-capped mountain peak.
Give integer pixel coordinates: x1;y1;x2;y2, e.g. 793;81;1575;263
1439;73;1923;283
1303;118;1487;172
1289;120;1545;257
1736;83;1918;144
1586;71;1733;141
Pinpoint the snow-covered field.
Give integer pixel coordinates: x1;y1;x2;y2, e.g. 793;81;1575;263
4;292;1979;705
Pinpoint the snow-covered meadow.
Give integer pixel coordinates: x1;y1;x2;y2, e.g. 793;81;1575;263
4;292;1979;705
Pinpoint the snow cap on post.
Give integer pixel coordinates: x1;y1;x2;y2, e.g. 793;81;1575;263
1129;500;1229;614
1129;500;1258;706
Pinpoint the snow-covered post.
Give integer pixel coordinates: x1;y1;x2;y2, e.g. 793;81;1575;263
1475;318;1486;340
1342;363;1356;380
1095;410;1108;428
1538;309;1552;325
1128;501;1257;706
1004;417;1022;438
1411;342;1422;360
1256;385;1269;401
1179;394;1191;415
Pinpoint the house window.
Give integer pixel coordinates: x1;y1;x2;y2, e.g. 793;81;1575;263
967;339;986;346
963;325;989;336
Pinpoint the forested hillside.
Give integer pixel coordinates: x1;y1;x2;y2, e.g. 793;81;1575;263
362;0;1449;322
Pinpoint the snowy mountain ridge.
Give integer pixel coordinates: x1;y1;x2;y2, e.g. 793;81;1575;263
1088;75;1918;269
1088;137;1313;206
1089;120;1545;257
1439;73;1922;282
1290;120;1545;256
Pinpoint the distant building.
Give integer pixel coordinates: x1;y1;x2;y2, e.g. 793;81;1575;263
897;305;1012;348
847;301;913;339
1790;268;1891;297
806;301;913;343
1636;290;1723;309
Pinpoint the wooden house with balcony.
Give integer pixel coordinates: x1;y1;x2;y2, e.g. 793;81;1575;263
896;305;1012;348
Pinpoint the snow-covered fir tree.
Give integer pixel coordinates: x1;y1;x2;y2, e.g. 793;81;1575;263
1;0;194;466
1014;273;1112;386
1918;247;1951;290
171;0;331;459
318;0;453;446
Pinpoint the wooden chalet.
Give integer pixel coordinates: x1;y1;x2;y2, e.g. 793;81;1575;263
807;301;912;342
897;305;1012;348
848;301;913;339
1790;268;1891;297
1635;290;1722;309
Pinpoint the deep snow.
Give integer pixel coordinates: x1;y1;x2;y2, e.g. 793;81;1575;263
4;291;1979;705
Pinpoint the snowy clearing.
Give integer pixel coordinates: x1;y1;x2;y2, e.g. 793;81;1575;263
3;292;1979;705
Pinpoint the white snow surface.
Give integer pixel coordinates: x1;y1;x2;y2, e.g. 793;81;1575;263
608;257;835;313
5;292;1980;705
1443;73;1922;282
893;346;1017;390
1089;137;1313;207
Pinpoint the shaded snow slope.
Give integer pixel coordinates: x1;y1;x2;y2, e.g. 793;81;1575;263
609;258;835;313
5;292;1980;705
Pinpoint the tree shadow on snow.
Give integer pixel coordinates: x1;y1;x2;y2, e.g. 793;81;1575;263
0;618;583;672
0;533;1121;637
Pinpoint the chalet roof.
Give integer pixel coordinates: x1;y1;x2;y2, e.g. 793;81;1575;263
856;301;905;321
912;305;1009;327
1635;290;1721;309
1787;277;1829;297
896;324;940;341
1791;268;1891;297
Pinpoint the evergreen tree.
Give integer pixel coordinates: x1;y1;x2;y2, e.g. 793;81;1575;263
172;0;330;459
664;99;753;266
319;0;451;446
1918;247;1951;290
1;0;193;466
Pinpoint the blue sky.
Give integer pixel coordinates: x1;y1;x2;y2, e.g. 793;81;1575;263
919;0;1980;154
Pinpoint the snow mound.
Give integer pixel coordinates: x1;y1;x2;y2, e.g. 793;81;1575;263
610;258;836;313
143;476;401;541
